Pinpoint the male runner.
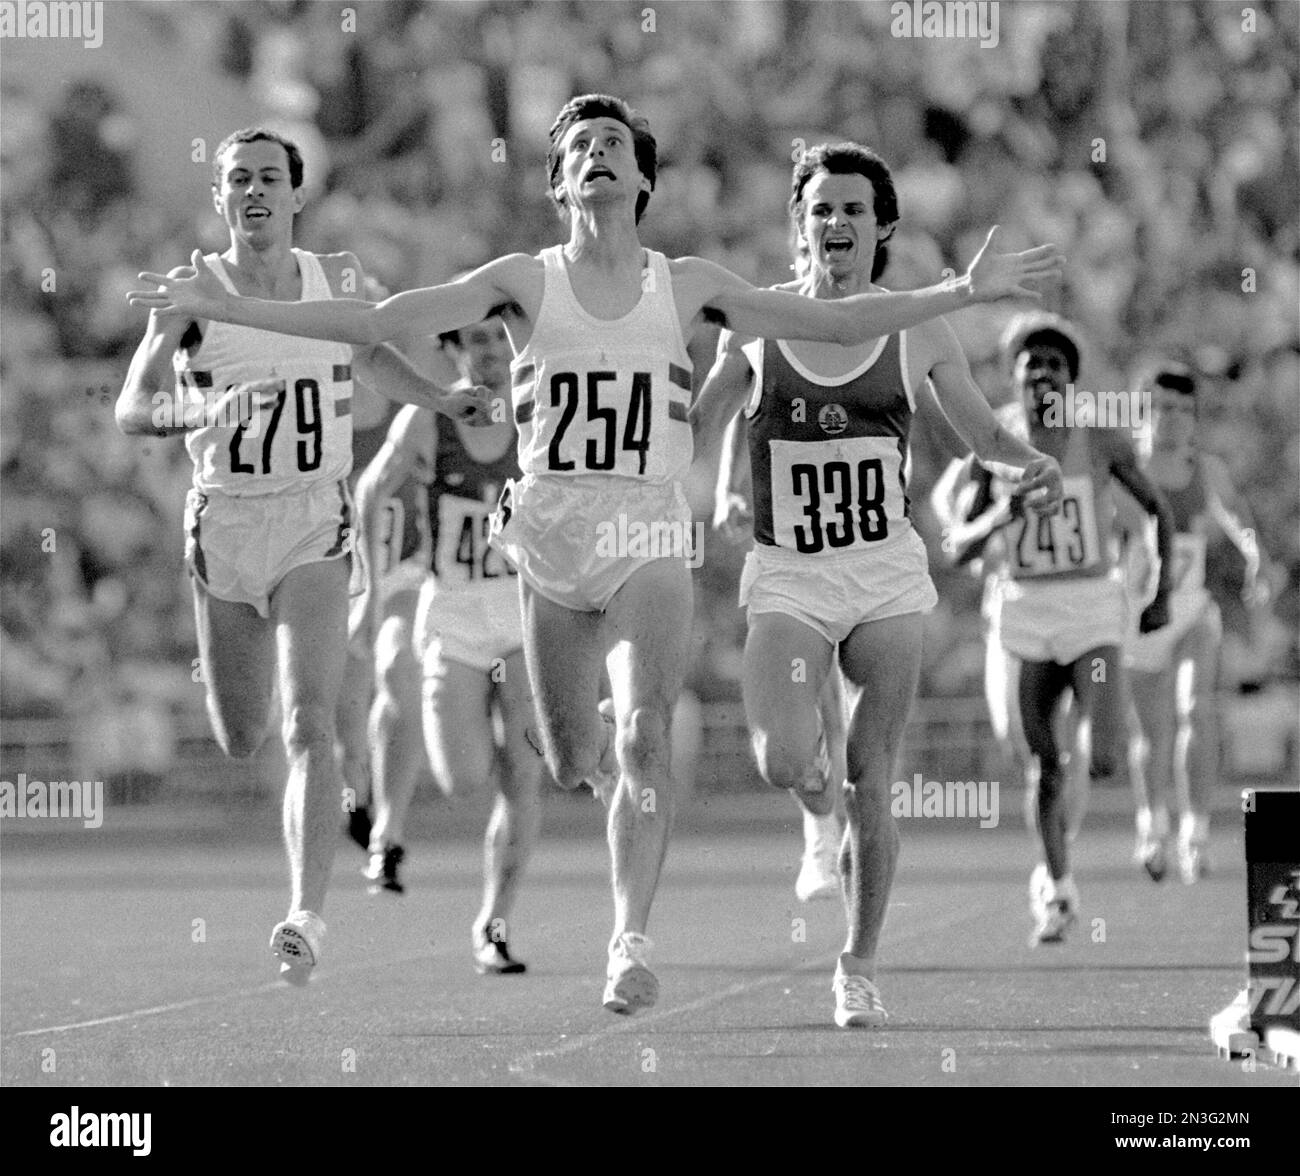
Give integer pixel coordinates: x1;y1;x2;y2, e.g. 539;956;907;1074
130;95;1063;1012
116;128;485;983
692;143;1065;1026
942;314;1174;945
1124;362;1270;882
714;337;852;903
355;314;543;974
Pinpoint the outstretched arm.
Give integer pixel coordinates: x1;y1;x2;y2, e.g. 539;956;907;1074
924;317;1062;513
690;227;1063;344
354;342;493;425
130;252;529;346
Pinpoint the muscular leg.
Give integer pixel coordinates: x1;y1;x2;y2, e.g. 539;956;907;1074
602;559;693;943
742;613;837;816
1017;657;1073;879
192;584;277;759
271;558;349;915
519;581;607;790
480;648;544;932
836;612;925;976
368;595;423;850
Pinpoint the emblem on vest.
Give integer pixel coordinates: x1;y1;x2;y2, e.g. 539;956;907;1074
818;403;848;436
446;472;466;487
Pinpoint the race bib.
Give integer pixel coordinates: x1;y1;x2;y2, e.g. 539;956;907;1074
1010;474;1101;577
769;435;905;554
436;493;516;585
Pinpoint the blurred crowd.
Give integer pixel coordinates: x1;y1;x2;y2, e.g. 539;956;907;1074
2;0;1296;742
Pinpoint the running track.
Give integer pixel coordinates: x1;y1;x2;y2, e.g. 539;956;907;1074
2;793;1294;1087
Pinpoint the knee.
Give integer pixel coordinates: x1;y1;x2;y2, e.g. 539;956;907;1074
283;702;337;758
751;729;808;793
618;706;671;778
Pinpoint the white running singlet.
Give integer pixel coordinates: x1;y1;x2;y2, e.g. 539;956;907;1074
177;249;354;496
508;247;693;482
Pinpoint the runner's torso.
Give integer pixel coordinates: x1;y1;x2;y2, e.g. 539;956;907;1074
509;246;694;484
178;249;353;496
1004;423;1114;582
744;330;915;555
428;420;520;587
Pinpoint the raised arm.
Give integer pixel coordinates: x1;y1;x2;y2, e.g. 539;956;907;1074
684;227;1063;344
923;317;1062;512
1201;453;1270;603
130;252;531;346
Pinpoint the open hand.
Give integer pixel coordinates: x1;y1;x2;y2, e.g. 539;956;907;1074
966;227;1065;302
130;250;228;319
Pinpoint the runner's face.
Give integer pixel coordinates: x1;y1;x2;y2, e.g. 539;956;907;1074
1015;343;1071;423
1150;388;1196;452
213;140;303;243
798;171;883;281
556;117;644;218
452;318;511;391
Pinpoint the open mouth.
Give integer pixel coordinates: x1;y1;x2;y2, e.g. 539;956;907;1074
245;206;271;221
584;166;616;182
824;238;854;255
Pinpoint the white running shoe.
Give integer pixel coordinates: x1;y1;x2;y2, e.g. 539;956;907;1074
832;968;888;1028
795;812;842;902
270;910;326;986
602;931;658;1015
1029;872;1078;946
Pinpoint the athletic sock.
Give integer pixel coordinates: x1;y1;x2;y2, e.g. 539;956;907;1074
803;805;840;848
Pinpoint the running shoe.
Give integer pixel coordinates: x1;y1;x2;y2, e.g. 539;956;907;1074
795;812;842;902
602;931;658;1014
364;844;405;895
1029;873;1078;946
1135;835;1168;883
270;909;326;986
473;921;526;975
832;967;888;1028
